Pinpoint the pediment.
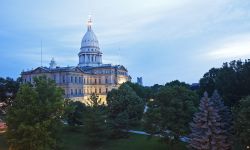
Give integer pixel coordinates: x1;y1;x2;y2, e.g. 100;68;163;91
31;67;49;74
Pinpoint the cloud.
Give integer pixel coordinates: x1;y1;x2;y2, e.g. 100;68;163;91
203;33;250;60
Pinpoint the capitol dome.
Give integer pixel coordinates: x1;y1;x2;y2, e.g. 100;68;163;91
80;18;99;50
78;16;103;67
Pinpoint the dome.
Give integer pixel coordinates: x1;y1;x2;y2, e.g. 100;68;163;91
80;18;99;49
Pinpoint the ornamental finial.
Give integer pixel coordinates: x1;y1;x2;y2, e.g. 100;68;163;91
87;15;92;31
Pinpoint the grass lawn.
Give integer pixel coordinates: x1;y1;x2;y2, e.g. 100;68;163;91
61;127;187;150
0;127;187;150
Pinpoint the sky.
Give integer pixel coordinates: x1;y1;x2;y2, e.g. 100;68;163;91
1;0;250;86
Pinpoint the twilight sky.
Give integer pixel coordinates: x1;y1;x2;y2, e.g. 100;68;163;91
1;0;250;85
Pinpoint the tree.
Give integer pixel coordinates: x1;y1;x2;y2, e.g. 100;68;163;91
234;96;250;149
149;85;198;142
126;81;151;100
165;80;190;89
0;77;20;117
199;59;250;107
83;93;109;146
143;99;162;137
107;84;144;138
6;76;64;150
65;100;86;126
189;93;231;150
210;91;233;139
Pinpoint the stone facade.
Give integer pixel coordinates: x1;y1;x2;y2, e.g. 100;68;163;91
21;17;130;103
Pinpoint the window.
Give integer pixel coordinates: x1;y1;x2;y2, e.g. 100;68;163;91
106;88;108;93
84;78;85;84
71;89;73;95
99;88;101;93
75;89;77;95
105;78;108;84
79;89;81;94
99;78;101;84
95;88;97;93
75;77;77;83
79;77;81;83
95;79;97;84
53;75;56;81
71;76;73;83
63;76;65;83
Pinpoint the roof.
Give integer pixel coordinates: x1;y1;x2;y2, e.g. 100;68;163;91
22;64;128;75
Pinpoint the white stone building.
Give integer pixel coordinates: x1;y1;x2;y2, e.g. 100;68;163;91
21;17;131;103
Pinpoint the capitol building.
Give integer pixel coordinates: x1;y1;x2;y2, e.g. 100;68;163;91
21;17;131;103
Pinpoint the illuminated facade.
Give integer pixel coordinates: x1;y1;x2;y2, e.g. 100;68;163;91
21;17;131;103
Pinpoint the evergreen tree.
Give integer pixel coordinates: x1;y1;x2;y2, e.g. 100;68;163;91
107;84;144;138
189;92;231;150
6;76;64;150
83;93;109;146
211;90;233;141
235;96;250;149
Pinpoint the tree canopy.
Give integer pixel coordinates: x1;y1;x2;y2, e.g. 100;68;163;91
6;76;64;150
0;77;20;117
107;83;145;138
234;96;250;149
144;85;198;143
199;59;250;107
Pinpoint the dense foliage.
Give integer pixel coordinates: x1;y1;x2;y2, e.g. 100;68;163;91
210;91;233;139
6;76;64;150
126;81;151;100
0;77;20;116
199;59;250;107
234;96;250;149
83;93;109;146
189;93;231;150
144;84;198;143
65;100;86;126
107;84;145;138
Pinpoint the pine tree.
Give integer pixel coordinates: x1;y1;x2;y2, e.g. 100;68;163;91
210;90;233;144
189;92;231;150
83;93;109;147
